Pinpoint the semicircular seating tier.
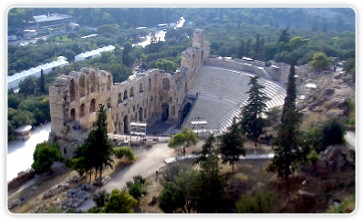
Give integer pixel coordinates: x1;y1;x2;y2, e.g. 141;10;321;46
184;65;286;134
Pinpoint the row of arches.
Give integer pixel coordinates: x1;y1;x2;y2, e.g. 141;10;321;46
69;72;100;102
69;98;97;121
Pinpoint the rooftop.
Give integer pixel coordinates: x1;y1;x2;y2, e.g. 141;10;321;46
33;13;72;23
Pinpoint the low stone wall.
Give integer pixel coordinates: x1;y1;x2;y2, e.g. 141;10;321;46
8;169;35;191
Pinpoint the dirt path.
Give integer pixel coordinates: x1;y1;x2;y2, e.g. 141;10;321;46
78;143;176;211
102;143;175;191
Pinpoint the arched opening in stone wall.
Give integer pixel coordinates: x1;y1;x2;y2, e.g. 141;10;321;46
90;72;97;93
148;78;152;91
135;112;138;122
123;90;128;100
171;105;176;118
185;82;188;92
118;92;122;104
139;107;143;122
90;98;96;113
79;74;86;97
162;103;169;121
182;103;192;123
107;75;112;91
139;83;144;93
118;120;122;134
80;103;85;117
123;115;129;134
130;87;134;97
70;108;76;121
69;79;76;102
107;97;112;109
162;78;170;91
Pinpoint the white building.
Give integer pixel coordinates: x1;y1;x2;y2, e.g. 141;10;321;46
8;56;69;90
74;45;115;62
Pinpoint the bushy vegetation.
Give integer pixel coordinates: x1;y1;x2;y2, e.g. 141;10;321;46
31;142;62;174
235;191;276;213
113;146;135;161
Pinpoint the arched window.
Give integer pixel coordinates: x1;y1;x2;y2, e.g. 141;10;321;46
148;78;152;91
90;72;97;93
80;103;85;117
90;98;96;113
79;74;86;97
139;83;144;93
70;108;76;121
162;78;170;91
123;90;128;100
118;92;122;103
171;105;176;117
107;97;111;109
70;79;76;102
107;75;112;91
130;87;134;97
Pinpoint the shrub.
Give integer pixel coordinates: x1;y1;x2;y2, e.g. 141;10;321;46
114;146;135;160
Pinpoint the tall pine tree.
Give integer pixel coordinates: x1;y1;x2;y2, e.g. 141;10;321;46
219;117;245;172
241;76;271;148
268;64;301;181
72;104;114;184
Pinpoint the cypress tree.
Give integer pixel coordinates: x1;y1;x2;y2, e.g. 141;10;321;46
241;76;271;148
268;64;301;181
40;69;45;93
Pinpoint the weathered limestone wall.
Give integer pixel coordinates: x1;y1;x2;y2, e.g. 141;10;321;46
49;29;209;157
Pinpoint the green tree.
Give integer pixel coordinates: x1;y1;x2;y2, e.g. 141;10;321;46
277;28;291;52
104;189;137;213
122;42;133;67
321;118;346;147
268;64;301;181
40;69;45;93
8;108;35;141
343;58;355;81
88;104;114;185
236;191;276;213
194;134;217;164
72;104;114;184
126;175;148;204
168;127;199;155
31;142;62;174
194;154;228;213
113;146;135;161
159;169;199;213
219;118;245;172
310;51;331;71
241;76;271;148
155;59;178;73
289;36;309;50
19;76;39;95
93;190;110;208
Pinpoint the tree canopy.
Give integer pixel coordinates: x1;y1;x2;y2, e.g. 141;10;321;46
168;127;199;154
268;64;301;180
72;104;114;184
241;76;270;147
219;117;245;172
31;142;62;174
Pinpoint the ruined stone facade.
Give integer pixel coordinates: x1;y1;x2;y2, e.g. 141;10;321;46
49;29;209;157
